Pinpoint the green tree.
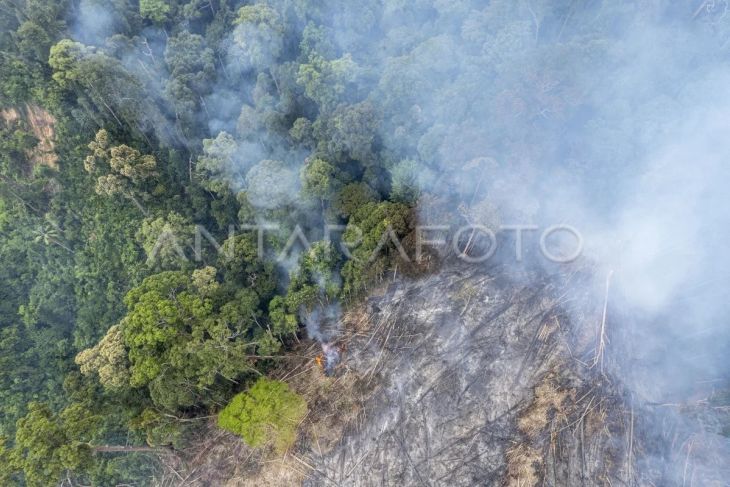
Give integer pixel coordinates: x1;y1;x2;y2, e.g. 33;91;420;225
229;4;285;74
192;266;220;297
31;218;71;252
136;211;193;269
290;240;341;301
10;402;95;486
271;241;342;334
49;40;168;141
390;158;427;204
6;402;160;486
118;269;274;410
196;131;240;195
75;325;131;390
300;157;344;204
48;39;92;89
318;101;379;163
297;53;357;112
164;31;215;136
341;201;411;295
332;182;378;218
217;378;307;453
268;295;298;336
218;233;276;295
84;129;159;211
15;21;52;62
290;117;314;146
140;0;171;23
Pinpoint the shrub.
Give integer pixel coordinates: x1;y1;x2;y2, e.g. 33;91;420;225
218;378;307;453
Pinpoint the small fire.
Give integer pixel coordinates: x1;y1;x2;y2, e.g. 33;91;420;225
314;342;341;376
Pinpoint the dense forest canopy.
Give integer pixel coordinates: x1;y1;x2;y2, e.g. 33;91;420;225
1;0;729;484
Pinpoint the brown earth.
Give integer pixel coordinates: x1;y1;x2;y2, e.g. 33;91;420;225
1;104;58;171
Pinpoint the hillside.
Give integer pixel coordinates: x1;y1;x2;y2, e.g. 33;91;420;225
1;1;730;486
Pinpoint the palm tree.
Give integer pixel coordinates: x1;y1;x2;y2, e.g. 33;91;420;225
32;219;72;252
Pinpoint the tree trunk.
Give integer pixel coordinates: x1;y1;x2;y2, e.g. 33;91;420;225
93;445;169;454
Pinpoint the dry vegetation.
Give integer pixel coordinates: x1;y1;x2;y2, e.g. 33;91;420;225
517;376;572;439
505;444;542;487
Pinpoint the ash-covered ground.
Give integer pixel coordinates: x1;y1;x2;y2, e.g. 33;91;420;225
293;263;615;486
292;262;730;487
